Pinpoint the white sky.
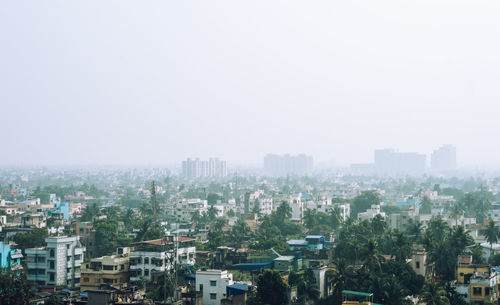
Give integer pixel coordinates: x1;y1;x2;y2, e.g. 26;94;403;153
1;0;500;167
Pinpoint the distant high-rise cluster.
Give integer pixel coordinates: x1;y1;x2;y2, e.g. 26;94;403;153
182;158;227;179
374;149;426;175
431;144;456;171
264;154;313;176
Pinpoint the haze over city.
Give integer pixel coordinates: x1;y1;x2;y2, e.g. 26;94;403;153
2;0;500;167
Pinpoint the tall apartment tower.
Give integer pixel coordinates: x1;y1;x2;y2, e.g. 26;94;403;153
374;149;426;176
431;145;456;171
182;158;227;179
264;154;313;176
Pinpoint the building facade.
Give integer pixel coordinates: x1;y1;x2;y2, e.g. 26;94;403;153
196;269;234;305
80;247;131;291
25;236;85;287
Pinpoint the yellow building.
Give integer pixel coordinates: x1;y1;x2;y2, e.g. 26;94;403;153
455;263;498;304
80;247;131;291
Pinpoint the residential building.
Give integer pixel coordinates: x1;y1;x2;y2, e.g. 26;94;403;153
453;258;498;304
80;247;131;291
264;154;313;176
25;236;85;287
431;144;456;171
357;205;386;220
374;149;426;176
129;237;196;282
182;158;227;179
21;213;47;228
0;242;22;268
196;269;234;305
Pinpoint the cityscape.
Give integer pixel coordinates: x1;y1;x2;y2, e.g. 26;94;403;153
2;1;500;305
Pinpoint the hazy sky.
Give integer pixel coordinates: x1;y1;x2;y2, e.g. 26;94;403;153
1;0;500;167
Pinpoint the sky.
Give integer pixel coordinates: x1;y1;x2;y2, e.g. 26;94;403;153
1;0;500;168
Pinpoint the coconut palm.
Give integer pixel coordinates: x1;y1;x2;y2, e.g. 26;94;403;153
420;282;449;305
483;220;499;256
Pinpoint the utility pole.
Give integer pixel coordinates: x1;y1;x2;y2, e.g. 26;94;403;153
151;181;158;225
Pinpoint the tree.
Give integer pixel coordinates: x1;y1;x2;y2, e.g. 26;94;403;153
13;228;48;253
275;201;292;222
256;270;288;305
81;202;100;221
352;191;380;218
420;282;449;305
206;193;221;205
483;220;499;256
0;268;34;305
419;196;432;214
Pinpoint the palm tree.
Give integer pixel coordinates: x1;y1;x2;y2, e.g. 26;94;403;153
406;219;424;244
483;220;499;256
420;282;449;305
449;201;465;226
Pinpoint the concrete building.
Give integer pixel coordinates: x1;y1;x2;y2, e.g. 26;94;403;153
25;236;85;287
357;205;386;220
431;144;456;171
21;213;47;228
196;269;234;305
264;154;313;176
374;149;426;176
0;241;22;268
182;158;227;179
80;247;130;291
129;237;196;282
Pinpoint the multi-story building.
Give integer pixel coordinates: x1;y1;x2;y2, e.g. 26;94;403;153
374;149;426;176
21;213;47;228
80;247;130;291
453;257;498;304
168;199;208;223
357;205;386;220
182;158;228;179
264;154;313;176
196;269;234;305
0;242;22;268
25;236;85;287
129;237;196;283
431;144;456;171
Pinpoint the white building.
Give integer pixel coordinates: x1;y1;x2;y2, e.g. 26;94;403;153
129;237;196;282
169;199;208;223
195;269;234;305
25;236;85;287
358;205;386;220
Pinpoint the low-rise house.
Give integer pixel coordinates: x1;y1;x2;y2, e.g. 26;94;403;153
80;247;131;291
0;241;23;268
453;256;499;304
196;269;234;305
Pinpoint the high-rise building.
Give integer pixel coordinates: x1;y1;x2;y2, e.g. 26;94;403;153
182;158;227;179
431;145;456;171
264;154;313;176
374;149;426;176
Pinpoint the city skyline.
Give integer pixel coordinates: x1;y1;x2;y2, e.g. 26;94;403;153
2;1;500;167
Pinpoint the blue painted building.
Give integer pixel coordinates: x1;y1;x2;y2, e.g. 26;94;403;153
47;202;70;220
397;198;419;208
0;242;22;268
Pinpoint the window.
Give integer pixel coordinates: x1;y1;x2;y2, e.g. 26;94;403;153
144;269;149;276
210;293;217;300
66;244;70;250
67;256;71;262
485;287;491;295
210;280;217;286
50;249;55;258
144;257;149;264
83;277;89;282
103;265;114;271
416;262;420;269
49;261;55;270
49;273;55;281
473;287;482;296
120;264;124;271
